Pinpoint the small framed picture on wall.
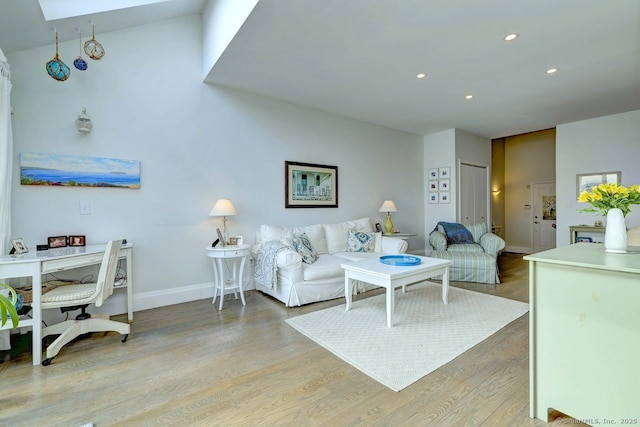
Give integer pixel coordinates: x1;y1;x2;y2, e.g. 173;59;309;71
428;168;438;179
439;167;450;178
439;179;450;191
428;193;439;204
428;180;438;191
439;192;451;203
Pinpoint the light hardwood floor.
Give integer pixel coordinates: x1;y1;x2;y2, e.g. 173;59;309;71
1;253;583;426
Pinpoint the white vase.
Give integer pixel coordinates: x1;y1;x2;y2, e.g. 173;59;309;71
604;208;628;253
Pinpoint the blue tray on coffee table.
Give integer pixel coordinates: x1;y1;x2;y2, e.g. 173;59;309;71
379;255;422;266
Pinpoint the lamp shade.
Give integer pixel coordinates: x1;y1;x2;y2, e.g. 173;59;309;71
378;200;398;213
209;199;238;217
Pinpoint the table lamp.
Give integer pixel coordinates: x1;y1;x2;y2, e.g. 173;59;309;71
379;200;398;234
209;198;238;243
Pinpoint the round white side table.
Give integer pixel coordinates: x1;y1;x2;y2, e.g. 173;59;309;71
206;244;251;310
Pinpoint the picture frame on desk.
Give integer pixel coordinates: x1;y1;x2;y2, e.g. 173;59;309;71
47;235;67;248
229;236;243;246
69;235;86;247
216;228;225;247
11;238;28;254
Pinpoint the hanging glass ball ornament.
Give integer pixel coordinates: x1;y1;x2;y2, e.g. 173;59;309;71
74;57;88;71
84;23;105;60
46;31;70;81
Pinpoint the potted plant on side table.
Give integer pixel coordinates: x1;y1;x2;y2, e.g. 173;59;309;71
1;283;19;329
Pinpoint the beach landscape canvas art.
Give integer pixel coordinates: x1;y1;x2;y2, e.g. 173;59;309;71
20;152;141;189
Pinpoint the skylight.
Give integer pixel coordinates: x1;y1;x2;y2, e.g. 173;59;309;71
38;0;171;21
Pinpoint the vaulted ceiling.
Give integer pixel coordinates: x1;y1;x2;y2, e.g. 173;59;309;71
2;0;639;138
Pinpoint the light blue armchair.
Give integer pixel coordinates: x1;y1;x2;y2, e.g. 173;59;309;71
428;222;505;284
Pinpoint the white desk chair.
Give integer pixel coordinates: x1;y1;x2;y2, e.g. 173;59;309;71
40;239;129;366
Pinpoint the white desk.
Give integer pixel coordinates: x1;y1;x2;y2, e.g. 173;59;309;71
0;243;133;365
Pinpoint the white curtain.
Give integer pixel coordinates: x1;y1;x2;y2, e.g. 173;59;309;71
0;48;13;256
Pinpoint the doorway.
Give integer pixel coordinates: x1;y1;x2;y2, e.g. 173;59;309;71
531;181;556;253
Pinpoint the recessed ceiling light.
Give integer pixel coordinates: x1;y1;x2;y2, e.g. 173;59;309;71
546;68;559;74
465;94;473;100
416;73;426;79
504;33;519;41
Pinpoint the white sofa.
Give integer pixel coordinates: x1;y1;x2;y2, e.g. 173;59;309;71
252;217;408;306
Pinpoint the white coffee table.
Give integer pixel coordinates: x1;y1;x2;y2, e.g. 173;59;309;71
342;256;452;328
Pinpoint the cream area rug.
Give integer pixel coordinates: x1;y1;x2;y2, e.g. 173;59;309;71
286;282;529;392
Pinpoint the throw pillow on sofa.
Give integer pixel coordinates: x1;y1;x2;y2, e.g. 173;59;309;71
346;230;376;252
290;233;319;264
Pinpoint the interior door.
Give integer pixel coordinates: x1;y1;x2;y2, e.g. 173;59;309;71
532;182;556;253
459;163;489;225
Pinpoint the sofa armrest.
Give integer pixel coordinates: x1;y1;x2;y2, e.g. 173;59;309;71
252;243;302;270
381;236;408;254
428;230;448;251
276;249;302;270
479;233;505;257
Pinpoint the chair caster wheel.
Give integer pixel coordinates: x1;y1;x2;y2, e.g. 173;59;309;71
42;358;53;366
121;334;128;343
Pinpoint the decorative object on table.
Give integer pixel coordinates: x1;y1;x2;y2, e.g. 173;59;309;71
68;235;86;247
10;238;28;254
379;200;398;234
84;21;105;60
73;28;88;71
0;283;20;329
45;29;70;81
285;161;338;208
379;255;422;266
375;223;382;232
210;198;237;244
216;228;226;247
578;183;640;253
20;152;141;189
229;236;243;246
75;108;93;134
47;235;67;248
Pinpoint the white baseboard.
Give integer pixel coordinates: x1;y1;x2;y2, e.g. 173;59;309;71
101;279;256;315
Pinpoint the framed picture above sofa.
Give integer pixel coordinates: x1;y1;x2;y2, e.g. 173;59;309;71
285;161;338;208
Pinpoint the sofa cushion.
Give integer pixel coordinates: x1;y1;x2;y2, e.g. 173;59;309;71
334;251;381;262
447;243;485;253
290;233;319;264
302;254;344;281
346;230;376;252
324;218;373;253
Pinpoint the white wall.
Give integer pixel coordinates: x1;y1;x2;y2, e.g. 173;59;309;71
7;15;423;312
556;110;640;247
504;129;555;253
202;0;259;80
423;129;491;253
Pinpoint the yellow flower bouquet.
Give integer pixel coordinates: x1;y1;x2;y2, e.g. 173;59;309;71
578;183;640;217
